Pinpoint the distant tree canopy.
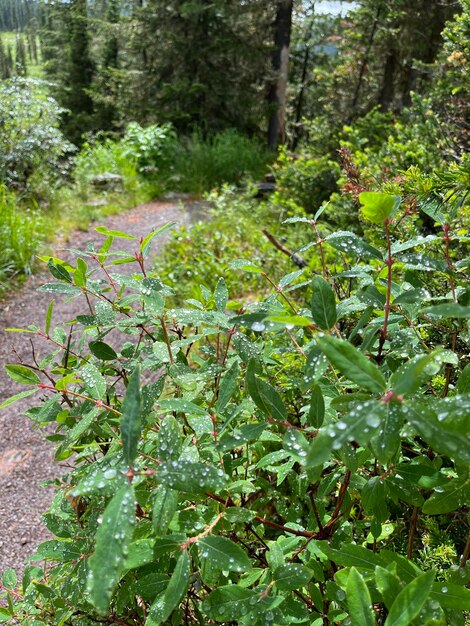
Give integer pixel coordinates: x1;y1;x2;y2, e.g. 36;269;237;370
4;0;462;148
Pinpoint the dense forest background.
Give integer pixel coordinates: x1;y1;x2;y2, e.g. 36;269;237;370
0;1;469;625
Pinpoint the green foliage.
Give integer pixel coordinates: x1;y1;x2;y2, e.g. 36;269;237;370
271;148;340;214
0;185;45;287
1;189;469;625
0;78;74;193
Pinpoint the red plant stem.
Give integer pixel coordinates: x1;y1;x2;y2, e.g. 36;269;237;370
38;384;121;415
407;506;419;559
262;272;298;315
311;220;328;279
460;530;470;568
443;223;456;302
159;315;174;364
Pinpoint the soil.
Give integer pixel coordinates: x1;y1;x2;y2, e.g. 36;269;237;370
0;199;200;575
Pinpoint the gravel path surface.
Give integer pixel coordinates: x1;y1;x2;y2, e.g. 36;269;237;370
0;199;197;575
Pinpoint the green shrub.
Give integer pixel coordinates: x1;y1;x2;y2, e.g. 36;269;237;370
156;186;309;303
0;78;74;196
271;147;340;214
1;191;469;625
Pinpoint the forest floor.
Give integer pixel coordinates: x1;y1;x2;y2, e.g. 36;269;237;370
0;198;203;574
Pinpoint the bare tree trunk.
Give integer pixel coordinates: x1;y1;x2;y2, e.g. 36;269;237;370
378;48;398;112
267;0;293;151
349;5;381;120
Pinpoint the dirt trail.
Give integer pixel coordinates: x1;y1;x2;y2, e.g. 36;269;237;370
0;199;198;574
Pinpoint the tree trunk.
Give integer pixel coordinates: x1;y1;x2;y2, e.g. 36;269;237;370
378;48;398;112
267;0;293;151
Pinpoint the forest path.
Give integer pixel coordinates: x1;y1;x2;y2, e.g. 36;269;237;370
0;199;201;574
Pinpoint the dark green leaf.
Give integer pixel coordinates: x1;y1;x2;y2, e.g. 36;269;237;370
203;586;257;622
47;259;72;283
246;359;287;420
384;571;434;626
5;364;40;385
87;484;136;614
325;231;383;260
215;360;239;412
371;402;404;463
89;340;118;361
311;275;337;330
456;364;470;393
346;567;375;626
120;368;142;466
198;535;251;573
307;384;325;428
422;478;470;514
146;551;189;625
152;488;178;535
316;335;386;394
307;401;384;467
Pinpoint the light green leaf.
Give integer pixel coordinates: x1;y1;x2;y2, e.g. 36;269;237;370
346;567;375;626
140;222;176;256
359;192;400;224
198;535;251;573
87;484;136;614
391;349;458;396
5;364;40;386
95;225;137;239
311;275;337;330
273;563;312;591
80;363;106;400
45;300;54;335
156;460;227;493
0;388;37;409
375;565;402;610
423;303;470;318
120;368;142;466
316;335;386;394
214;277;228;312
157;415;182;462
325;230;383;260
456;363;470;394
307;401;384;467
384;571;434;626
246;359;287;420
146;551;189;625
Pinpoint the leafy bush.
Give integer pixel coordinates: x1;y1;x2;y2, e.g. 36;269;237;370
156;186;309;303
1;191;469;625
0;78;74;195
271;148;340;214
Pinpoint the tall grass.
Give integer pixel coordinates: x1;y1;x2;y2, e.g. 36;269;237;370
0;186;45;288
